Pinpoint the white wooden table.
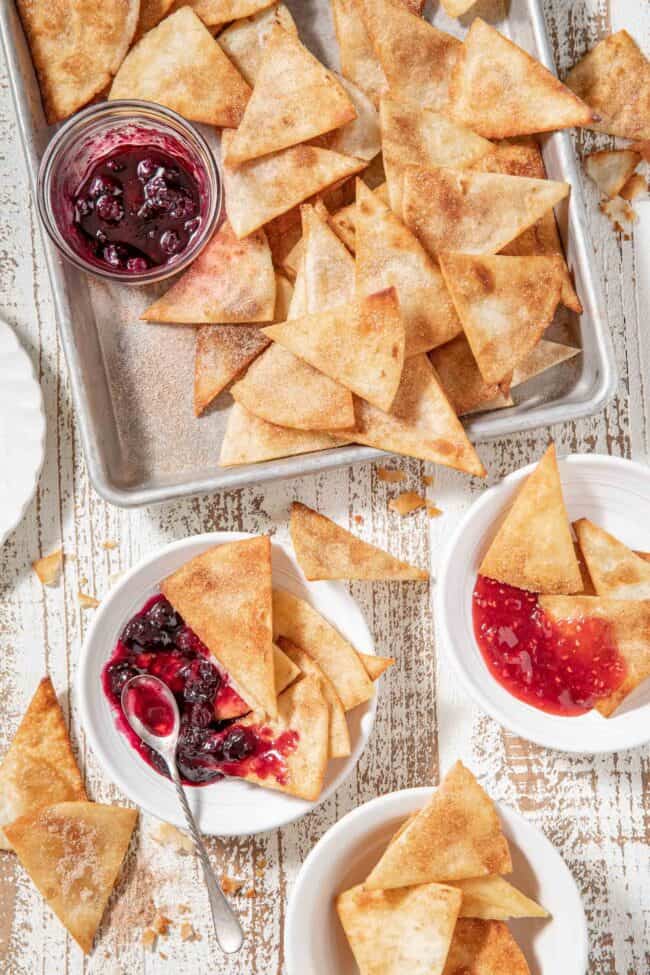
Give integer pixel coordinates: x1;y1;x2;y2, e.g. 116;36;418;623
1;2;649;972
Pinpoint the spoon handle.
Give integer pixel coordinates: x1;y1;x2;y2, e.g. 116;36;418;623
168;762;244;954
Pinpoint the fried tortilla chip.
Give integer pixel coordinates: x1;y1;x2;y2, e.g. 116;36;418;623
173;0;276;28
511;339;580;387
479;444;582;594
5;802;137;954
142;222;275;324
359;0;461;113
302;202;356;310
355;181;462;356
403;167;570;258
331;0;387;106
430;336;510;417
218;4;297;86
272;588;374;710
290;501;428;581
278;637;351;758
584;149;642;199
161;537;276;716
32;549;64;586
224;27;356;167
440;0;476;14
219;403;348;466
365;762;512;889
337;882;462;975
453;876;548;920
450;19;593;138
263;288;405;411
273;641;301;694
328;75;381;161
565;31;650;141
135;0;176;39
222;131;366;238
442;919;531;975
17;0;139;123
539;595;650;716
574;519;650;600
0;678;86;851
110;8;251;127
350;355;486;476
439;252;564;385
328;182;390;251
620;173;647;202
359;652;395;680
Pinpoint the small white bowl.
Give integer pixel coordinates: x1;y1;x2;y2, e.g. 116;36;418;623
436;453;650;753
285;786;587;975
78;531;376;835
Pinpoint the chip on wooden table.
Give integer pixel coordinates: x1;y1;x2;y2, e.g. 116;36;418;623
479;443;582;594
171;0;276;27
337;881;462;975
359;652;395;680
290;501;428;581
110;8;251;126
442;919;531;975
452;876;548;920
438;252;564;386
584;150;642;199
219;403;349;466
5;802;138;954
162;537;276;716
450;18;594;138
218;4;298;86
0;677;86;851
574;519;650;600
403;167;570;258
365;762;512;889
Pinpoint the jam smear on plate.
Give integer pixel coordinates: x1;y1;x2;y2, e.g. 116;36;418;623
73;145;201;273
472;575;627;715
102;595;297;785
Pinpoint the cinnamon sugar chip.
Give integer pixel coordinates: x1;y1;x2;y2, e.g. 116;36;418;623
142;929;157;950
221;874;245;894
33;549;63;586
152;822;194;855
388;492;426;516
376;467;407;483
78;592;100;609
620;173;647;202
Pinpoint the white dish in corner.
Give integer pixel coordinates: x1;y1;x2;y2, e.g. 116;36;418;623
78;531;377;836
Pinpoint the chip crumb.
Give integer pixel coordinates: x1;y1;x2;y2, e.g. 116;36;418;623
142;929;156;950
600;196;637;233
151;913;172;936
376;467;407;483
256;857;267;870
221;874;244;894
388;492;426;516
180;921;199;942
354;514;364;525
177;903;190;914
244;888;257;899
159;952;168;960
426;504;443;518
79;575;88;586
152;821;194;855
32;549;63;586
422;475;433;487
620;172;647;202
78;591;100;609
102;540;119;550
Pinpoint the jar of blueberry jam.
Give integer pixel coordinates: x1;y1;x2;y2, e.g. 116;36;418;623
37;100;221;284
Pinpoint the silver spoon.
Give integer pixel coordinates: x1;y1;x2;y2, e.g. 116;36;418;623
121;674;244;955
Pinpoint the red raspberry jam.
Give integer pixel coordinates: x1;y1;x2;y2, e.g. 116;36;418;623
472;575;627;715
102;595;297;785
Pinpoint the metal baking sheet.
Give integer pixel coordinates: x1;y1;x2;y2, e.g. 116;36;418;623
0;0;616;507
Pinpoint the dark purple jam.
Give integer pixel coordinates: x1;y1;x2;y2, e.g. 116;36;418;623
102;595;298;786
72;145;202;273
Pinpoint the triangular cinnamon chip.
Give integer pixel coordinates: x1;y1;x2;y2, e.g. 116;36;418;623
263;288;405;411
350;355;486;476
479;443;582;594
565;31;650;141
440;0;475;14
511;340;580;386
272;588;374;710
450;19;593;138
5;802;137;954
430;336;510;417
0;678;86;851
442;919;531;975
331;0;387;106
224;27;356;167
453;876;548;920
328;181;390;251
109;8;251;127
135;0;176;39
173;0;277;29
539;595;650;716
302;202;356;310
238;676;330;801
273;642;301;695
355;181;462;356
360;652;396;681
359;0;461;113
161;537;277;716
574;519;650;600
439;252;564;385
222;130;365;238
219;403;349;466
328;75;381;161
218;4;298;86
141;221;276;324
365;762;512;889
337;882;462;975
584;149;642;199
403;167;570;259
193;274;292;415
290;501;428;581
278;637;351;759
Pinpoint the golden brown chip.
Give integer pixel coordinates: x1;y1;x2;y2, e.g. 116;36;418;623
17;0;139;123
453;876;548;920
0;678;86;851
388;491;427;516
172;0;275;28
574;519;650;600
511;340;580;387
620;173;647;202
331;0;387;106
442;919;531;975
601;196;637;233
302;202;356;311
32;549;64;587
328;75;381;162
430;336;509;417
479;443;582;594
359;652;395;680
218;4;298;86
135;0;176;39
328;182;390;251
584;149;642;199
219;403;349;466
272;642;302;694
440;0;476;14
5;802;138;954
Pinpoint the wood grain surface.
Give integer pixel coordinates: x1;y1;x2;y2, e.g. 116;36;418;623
0;1;649;973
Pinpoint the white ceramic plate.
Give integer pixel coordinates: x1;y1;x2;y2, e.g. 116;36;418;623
437;453;650;753
78;531;376;835
285;786;588;975
0;319;46;544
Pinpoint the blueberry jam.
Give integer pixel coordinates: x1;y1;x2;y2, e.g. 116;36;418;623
473;575;627;716
102;595;298;785
72;146;201;273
